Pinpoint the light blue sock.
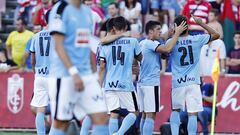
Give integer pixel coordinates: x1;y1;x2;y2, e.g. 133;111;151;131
188;115;197;135
80;116;92;135
92;125;109;135
140;118;145;135
117;113;136;135
143;118;154;135
49;127;65;135
36;112;45;135
109;118;118;135
170;111;181;135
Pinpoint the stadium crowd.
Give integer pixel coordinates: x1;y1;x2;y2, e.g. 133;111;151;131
0;0;239;135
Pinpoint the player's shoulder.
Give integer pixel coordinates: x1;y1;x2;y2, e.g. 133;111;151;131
186;34;209;40
55;0;68;15
120;37;138;42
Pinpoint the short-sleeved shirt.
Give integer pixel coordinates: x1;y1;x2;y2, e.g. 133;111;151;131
5;30;34;66
138;39;161;86
25;38;32;69
200;39;226;76
120;1;141;21
49;3;94;77
100;37;141;92
30;30;52;77
227;48;240;74
170;34;211;88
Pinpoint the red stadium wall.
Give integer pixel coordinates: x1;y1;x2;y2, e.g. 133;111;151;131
0;72;240;133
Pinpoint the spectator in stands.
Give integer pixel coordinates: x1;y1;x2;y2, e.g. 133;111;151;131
140;0;160;16
32;0;52;27
207;9;223;38
14;0;36;25
83;0;105;35
100;2;120;38
161;0;181;25
108;2;119;18
200;38;226;76
0;47;18;72
198;83;214;135
99;0;115;16
226;31;240;74
5;17;34;67
182;0;212;35
120;0;142;37
223;0;240;30
207;0;222;13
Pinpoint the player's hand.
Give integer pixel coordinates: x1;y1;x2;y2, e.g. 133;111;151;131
122;31;130;37
72;74;84;91
191;14;203;25
174;21;187;36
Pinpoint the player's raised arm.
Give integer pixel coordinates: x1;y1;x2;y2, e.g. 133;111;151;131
156;21;187;53
191;15;220;42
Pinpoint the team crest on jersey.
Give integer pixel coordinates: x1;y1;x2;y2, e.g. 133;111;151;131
7;74;24;114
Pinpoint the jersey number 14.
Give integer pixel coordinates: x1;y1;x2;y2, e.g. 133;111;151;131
112;46;125;65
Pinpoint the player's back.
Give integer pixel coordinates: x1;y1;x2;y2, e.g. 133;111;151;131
100;37;141;91
171;34;210;88
139;39;160;86
30;29;52;77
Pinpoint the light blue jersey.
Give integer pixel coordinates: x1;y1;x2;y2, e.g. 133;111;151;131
49;3;93;77
138;39;161;86
30;30;52;77
100;37;141;92
170;34;210;88
96;44;103;72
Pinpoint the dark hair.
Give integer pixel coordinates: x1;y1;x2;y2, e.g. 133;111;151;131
234;31;240;36
174;15;188;36
145;21;161;35
108;2;119;9
210;8;220;16
113;16;127;31
124;0;137;9
106;18;115;32
17;17;27;25
45;9;51;24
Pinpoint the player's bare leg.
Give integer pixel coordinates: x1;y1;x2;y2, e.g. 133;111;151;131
49;120;69;135
89;112;109;135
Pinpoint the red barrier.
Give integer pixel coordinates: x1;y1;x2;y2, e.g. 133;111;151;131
0;72;239;133
0;72;35;128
